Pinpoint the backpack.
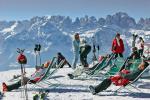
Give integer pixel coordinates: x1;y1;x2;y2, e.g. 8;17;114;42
80;45;91;56
17;54;27;64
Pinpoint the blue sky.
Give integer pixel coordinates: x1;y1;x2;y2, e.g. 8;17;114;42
0;0;149;21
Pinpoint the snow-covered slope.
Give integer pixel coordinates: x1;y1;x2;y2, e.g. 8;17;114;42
0;12;150;71
0;68;150;100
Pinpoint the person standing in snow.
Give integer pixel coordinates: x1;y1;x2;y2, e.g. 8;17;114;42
80;38;91;68
112;33;124;58
72;33;80;69
137;37;144;57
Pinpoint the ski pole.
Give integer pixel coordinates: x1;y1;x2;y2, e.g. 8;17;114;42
97;45;100;57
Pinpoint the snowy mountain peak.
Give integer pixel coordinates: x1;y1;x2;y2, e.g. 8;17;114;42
0;12;150;70
1;21;18;33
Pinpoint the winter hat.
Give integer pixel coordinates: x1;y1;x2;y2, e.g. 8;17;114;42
116;33;120;37
139;37;143;40
74;33;79;37
74;33;80;40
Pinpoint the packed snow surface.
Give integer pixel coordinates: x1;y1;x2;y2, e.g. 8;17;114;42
0;67;150;100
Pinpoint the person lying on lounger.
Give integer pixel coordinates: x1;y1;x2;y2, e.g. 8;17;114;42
2;61;50;92
89;60;149;95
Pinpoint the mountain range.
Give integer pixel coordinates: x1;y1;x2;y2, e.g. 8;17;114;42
0;12;150;71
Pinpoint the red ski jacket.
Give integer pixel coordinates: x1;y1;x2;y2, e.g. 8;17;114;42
112;38;124;53
110;69;130;86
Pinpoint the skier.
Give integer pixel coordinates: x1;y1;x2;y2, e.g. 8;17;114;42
80;38;91;68
2;61;50;92
136;37;144;57
72;33;80;69
57;52;71;68
89;60;149;95
112;33;124;58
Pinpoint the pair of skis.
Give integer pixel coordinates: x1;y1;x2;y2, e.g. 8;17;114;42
34;44;42;69
17;48;28;100
132;34;138;48
8;75;21;82
92;36;100;65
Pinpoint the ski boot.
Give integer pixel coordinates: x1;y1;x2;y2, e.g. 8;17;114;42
89;85;96;95
67;73;74;79
33;94;39;100
40;92;46;100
